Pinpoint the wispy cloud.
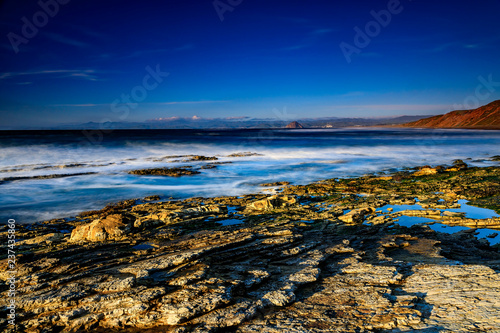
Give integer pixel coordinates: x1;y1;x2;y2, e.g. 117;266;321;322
49;100;228;107
50;103;106;107
124;48;171;59
0;69;99;81
66;72;98;81
311;28;334;35
328;104;450;113
423;36;500;53
149;100;229;105
174;43;195;51
225;116;249;120
284;44;309;51
149;115;247;122
354;52;383;59
423;42;457;53
42;32;90;48
277;17;310;24
150;115;212;122
66;24;109;41
284;27;335;51
337;91;365;98
124;44;195;59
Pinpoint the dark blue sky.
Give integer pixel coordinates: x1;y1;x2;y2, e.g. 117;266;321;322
1;0;500;128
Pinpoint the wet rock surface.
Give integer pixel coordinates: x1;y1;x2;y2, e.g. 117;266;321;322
2;163;500;332
129;167;201;177
129;155;235;177
226;152;263;158
0;172;98;184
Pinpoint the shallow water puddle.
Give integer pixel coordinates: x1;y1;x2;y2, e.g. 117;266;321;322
227;206;240;213
377;204;424;213
394;215;436;227
384;201;500;245
446;199;500;219
217;219;244;226
428;224;500;245
378;199;499;219
474;229;500;245
133;242;155;250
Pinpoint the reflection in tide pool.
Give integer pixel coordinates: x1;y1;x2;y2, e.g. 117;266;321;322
447;200;500;219
378;204;424;214
132;243;155;250
217;219;244;226
394;215;436;227
386;205;500;246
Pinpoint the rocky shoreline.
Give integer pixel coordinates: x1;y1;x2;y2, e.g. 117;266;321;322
2;160;500;332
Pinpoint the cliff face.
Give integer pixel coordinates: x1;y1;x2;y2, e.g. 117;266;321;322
403;100;500;129
285;121;305;129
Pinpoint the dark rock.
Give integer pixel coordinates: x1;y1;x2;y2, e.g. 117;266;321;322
227;152;263;157
129;167;201;177
285;121;305;129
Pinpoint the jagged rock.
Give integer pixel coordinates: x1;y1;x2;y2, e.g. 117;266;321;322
129;166;201;177
16;233;64;247
338;207;375;223
285;121;305;129
141;204;228;224
189;155;218;161
70;214;134;242
260;181;290;187
226;152;263;157
403;264;500;332
413;166;438;176
158;281;235;325
246;195;296;210
262;283;297;306
442;210;464;217
192;300;264;328
244;270;270;288
143;195;161;201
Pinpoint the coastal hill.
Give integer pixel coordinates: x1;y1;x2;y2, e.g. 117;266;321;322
402;100;500;129
285;121;305;129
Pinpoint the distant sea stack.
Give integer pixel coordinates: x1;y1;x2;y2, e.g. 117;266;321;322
285;121;305;129
402;100;500;129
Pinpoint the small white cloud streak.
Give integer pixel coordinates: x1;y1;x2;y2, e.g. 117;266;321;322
49;100;229;107
326;104;450;114
0;69;97;81
152;100;229;105
43;32;90;48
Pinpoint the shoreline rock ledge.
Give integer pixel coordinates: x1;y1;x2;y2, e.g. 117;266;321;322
1;163;500;332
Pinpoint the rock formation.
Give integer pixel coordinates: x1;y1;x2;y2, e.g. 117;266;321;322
129;166;201;177
285;121;305;129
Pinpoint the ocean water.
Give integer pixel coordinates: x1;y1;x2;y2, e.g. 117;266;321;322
1;128;500;223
